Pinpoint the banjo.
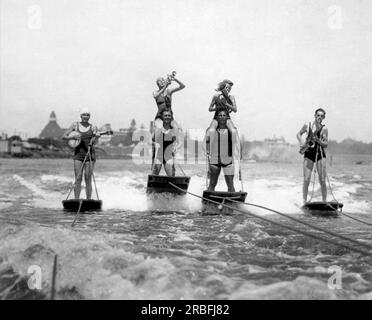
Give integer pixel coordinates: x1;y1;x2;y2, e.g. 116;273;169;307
67;130;113;148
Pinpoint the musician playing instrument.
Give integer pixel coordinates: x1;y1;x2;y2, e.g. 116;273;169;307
152;71;185;133
62;108;100;199
297;108;328;204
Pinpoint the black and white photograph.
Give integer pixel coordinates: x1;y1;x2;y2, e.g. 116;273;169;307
0;0;372;304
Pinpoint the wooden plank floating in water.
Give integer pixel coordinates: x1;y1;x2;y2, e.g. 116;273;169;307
202;190;247;214
302;201;343;216
146;174;190;195
62;199;102;212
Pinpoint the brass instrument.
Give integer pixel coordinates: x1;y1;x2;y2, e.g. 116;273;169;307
299;122;317;154
166;71;176;82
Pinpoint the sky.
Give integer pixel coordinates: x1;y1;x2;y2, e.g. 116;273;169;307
0;0;372;143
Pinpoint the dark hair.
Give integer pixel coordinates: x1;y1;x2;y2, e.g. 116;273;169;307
216;79;234;91
216;109;228;116
161;109;173;118
315;108;326;115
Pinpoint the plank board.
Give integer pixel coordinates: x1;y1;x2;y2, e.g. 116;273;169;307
146;174;190;195
202;190;247;214
302;201;343;216
62;199;102;212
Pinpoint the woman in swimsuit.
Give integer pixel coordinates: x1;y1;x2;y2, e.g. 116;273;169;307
62;108;100;199
152;73;185;132
297;108;329;203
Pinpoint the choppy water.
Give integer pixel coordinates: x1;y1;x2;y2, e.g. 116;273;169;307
0;156;372;300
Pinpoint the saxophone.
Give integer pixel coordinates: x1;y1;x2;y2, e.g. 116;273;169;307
299;122;317;154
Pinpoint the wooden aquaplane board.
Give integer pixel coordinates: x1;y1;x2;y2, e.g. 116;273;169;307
302;201;343;216
146;175;190;195
62;199;102;212
202;190;247;214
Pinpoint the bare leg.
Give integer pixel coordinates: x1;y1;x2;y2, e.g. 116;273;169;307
303;158;314;203
208;164;221;191
170;120;182;153
316;158;327;202
227;119;241;176
206;120;218;165
153;118;163;143
154;118;163;130
152;130;163;170
84;161;95;199
224;175;235;192
73;160;84;199
152;163;162;175
164;160;175;177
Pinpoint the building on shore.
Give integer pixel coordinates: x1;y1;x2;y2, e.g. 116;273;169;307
39;111;66;139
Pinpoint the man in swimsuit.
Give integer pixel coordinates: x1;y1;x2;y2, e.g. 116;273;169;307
207;109;235;192
297;108;328;203
153;72;185;132
152;110;178;176
62;108;100;199
206;79;240;174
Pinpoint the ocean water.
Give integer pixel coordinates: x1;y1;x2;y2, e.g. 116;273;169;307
0;156;372;300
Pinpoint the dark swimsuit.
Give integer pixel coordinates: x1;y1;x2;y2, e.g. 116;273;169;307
73;123;96;162
213;93;232;120
155;94;173;120
152;130;176;165
210;129;232;167
304;125;326;162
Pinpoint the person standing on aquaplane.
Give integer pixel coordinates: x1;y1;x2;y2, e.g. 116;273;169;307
152;110;177;177
62;108;100;199
297;108;328;204
207;109;235;192
206;79;240;173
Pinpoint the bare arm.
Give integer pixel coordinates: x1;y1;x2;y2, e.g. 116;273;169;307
227;95;237;113
89;125;100;146
62;123;78;140
153;82;170;99
168;77;185;95
296;124;307;143
208;95;218;112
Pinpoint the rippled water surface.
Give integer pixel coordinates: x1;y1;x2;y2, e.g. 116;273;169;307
0;156;372;299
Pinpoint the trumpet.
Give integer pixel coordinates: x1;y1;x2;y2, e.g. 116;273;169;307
166;71;176;82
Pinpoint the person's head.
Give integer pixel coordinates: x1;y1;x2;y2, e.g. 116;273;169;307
161;110;173;125
80;108;91;123
156;77;166;89
314;108;326;124
216;79;234;93
216;109;228;127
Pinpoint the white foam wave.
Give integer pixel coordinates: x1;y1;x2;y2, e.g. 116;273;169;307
11;169;372;215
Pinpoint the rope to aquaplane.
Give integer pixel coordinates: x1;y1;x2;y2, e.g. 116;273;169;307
324;157;372;227
306;144;372;227
205;192;372;250
168;182;372;257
